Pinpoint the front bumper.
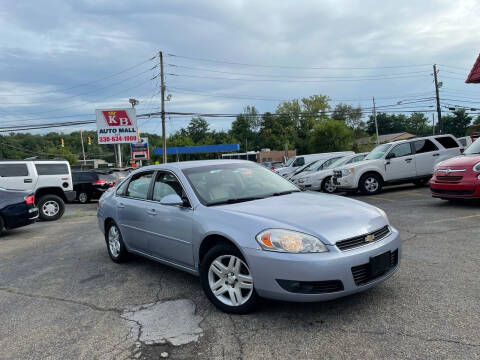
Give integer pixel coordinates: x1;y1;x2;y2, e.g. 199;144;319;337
333;174;357;190
244;227;401;302
430;179;480;198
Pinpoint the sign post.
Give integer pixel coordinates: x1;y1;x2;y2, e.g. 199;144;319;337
95;109;139;167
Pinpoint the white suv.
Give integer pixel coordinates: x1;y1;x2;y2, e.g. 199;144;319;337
333;135;462;195
0;160;76;220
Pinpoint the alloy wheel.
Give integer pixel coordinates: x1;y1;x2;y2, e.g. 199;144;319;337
108;225;121;258
364;177;379;193
42;200;59;217
208;255;253;306
78;192;88;203
324;178;336;193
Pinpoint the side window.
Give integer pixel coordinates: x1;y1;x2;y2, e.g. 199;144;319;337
350;155;365;163
152;172;185;202
414;140;438;154
388;143;412;158
116;179;130;196
125;172;153;199
0;164;29;177
294;157;305;167
321;157;340;169
35;163;69;175
435;136;459;149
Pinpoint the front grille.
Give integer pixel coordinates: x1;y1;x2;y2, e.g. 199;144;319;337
351;249;398;286
277;279;344;294
333;170;342;178
431;188;475;196
436;175;463;183
336;225;391;251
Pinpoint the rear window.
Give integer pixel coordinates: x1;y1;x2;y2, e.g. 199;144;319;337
414;139;438;154
0;164;29;177
458;138;467;147
35;163;69;175
434;136;459;149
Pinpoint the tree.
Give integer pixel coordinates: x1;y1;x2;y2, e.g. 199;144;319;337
442;109;472;137
332;103;364;129
310;120;354;153
231;106;259;151
186;117;209;143
403;112;431;136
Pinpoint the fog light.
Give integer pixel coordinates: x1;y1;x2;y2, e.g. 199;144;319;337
477;174;480;180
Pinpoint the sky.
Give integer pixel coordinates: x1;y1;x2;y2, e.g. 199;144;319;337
1;0;480;136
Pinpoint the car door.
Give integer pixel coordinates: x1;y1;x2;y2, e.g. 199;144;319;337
384;142;416;181
413;139;440;176
116;171;154;253
0;163;35;190
145;171;194;267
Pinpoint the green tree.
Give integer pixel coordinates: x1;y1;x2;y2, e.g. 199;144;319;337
186;117;209;143
442;109;472;137
310;119;354;153
332;103;364;129
231;106;259;151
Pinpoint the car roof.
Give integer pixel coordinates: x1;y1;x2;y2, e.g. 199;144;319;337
138;159;254;172
383;134;457;147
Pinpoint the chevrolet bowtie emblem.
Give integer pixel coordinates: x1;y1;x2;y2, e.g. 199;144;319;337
366;234;375;243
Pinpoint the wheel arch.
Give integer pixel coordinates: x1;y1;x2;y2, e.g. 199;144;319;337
360;170;385;184
35;187;67;203
198;233;244;266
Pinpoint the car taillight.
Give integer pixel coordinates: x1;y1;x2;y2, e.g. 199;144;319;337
92;179;107;185
25;195;35;205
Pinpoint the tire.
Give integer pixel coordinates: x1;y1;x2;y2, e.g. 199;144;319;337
200;244;259;314
105;222;129;263
359;173;383;195
0;216;4;236
78;192;89;203
413;179;428;187
321;176;336;194
38;195;65;221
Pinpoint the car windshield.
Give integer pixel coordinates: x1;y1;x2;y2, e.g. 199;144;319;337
284;157;295;167
463;138;480;155
183;163;300;206
365;144;391;160
326;157;350;169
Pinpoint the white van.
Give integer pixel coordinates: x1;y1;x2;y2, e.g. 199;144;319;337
275;151;355;176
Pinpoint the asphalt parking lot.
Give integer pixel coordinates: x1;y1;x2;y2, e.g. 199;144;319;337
1;185;479;360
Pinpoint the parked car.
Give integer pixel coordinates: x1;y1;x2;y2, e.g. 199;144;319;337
0;187;38;235
97;160;401;314
0;160;76;221
287;155;347;182
333;135;462;195
275;152;355;177
72;171;114;203
430;137;480;199
295;153;368;193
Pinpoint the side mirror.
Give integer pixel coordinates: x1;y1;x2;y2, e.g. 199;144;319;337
160;194;183;206
386;153;395;160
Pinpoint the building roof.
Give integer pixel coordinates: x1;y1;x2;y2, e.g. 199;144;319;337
466;54;480;84
377;132;415;143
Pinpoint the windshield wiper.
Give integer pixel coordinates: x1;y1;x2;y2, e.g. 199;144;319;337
268;190;300;197
208;196;266;206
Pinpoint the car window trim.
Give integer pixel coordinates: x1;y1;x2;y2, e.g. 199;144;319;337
387;142;413;159
151;169;193;209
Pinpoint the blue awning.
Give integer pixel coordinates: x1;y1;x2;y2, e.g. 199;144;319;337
154;143;240;155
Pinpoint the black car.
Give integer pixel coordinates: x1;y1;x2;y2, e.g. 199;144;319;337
0;187;38;234
72;171;113;203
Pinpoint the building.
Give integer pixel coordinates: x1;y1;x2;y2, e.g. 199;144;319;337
222;149;297;163
357;132;415;145
76;159;111;168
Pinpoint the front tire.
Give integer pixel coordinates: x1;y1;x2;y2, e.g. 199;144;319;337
105;222;129;263
321;176;336;193
359;173;383;195
0;216;4;236
200;244;259;314
413;179;428;187
38;195;65;221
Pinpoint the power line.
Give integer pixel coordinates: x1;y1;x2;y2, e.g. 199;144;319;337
167;53;431;70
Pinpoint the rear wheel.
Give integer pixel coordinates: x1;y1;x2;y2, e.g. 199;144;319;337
0;216;4;236
413;178;429;187
78;192;89;203
200;244;259;314
321;176;336;193
38;195;65;221
359;173;383;195
106;222;129;263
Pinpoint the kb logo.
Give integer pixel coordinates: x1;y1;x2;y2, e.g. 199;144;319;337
102;110;132;126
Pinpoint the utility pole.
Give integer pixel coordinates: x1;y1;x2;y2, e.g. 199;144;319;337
432;113;435;135
80;130;86;168
160;51;167;163
373;97;379;145
130;98;140;167
433;64;442;134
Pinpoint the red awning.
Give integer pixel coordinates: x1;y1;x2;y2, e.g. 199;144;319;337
466;54;480;83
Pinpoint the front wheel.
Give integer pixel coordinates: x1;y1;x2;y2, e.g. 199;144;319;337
359;173;383;195
413;179;429;187
200;244;259;314
321;176;336;193
38;195;65;221
105;222;129;263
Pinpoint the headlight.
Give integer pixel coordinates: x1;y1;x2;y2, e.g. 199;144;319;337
473;162;480;172
256;229;328;253
341;168;354;176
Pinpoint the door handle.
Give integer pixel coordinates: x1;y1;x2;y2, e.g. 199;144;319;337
405;158;412;162
432;153;440;157
117;203;125;209
147;209;157;216
24;179;33;183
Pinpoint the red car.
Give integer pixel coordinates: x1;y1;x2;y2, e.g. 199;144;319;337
430;139;480;199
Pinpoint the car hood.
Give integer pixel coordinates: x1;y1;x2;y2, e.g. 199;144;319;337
437;155;480;168
216;192;388;245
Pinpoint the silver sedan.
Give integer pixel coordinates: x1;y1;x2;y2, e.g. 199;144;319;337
97;160;401;313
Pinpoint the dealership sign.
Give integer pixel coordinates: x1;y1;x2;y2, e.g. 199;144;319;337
131;137;149;160
95;109;138;144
